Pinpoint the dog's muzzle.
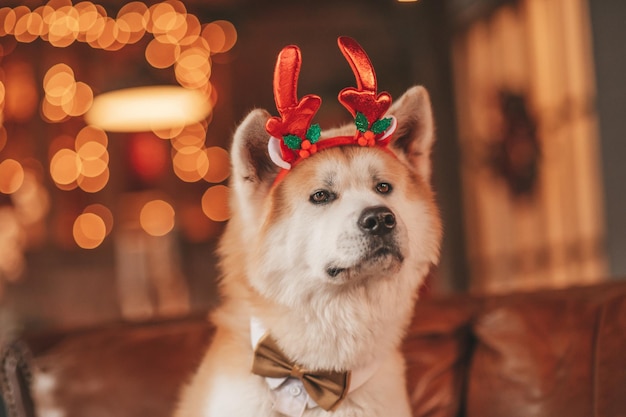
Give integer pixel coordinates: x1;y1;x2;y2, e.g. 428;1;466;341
325;206;401;279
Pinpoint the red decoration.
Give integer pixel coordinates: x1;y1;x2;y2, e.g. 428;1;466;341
337;36;392;125
128;132;168;183
266;36;396;177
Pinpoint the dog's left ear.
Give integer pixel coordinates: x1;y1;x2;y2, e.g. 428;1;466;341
231;108;277;185
387;86;435;182
229;109;281;219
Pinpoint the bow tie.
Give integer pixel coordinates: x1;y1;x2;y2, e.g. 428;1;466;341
252;334;351;411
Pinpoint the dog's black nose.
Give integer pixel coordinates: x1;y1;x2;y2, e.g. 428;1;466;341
358;206;396;236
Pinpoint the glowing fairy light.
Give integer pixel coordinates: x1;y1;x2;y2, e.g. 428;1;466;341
42;63;93;122
1;1;237;128
201;185;230;222
83;203;113;237
50;148;82;186
140;199;175;236
0;159;25;194
0;1;238;247
73;212;107;249
203;146;230;183
49;126;110;192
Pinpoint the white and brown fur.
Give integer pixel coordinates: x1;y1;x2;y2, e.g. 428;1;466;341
174;85;442;417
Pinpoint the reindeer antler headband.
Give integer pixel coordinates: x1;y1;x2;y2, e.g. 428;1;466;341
266;36;397;177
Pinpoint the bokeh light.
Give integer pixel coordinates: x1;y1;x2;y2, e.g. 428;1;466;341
201;185;229;222
76;125;108;148
44;64;76;106
0;1;238;248
77;166;109;193
0;159;25;194
201;22;225;53
172;145;209;182
3;1;236;131
48;126;110;192
42;63;93;122
73;212;106;249
83;203;113;236
50;148;81;186
117;2;148;45
63;81;93;116
76;141;108;177
145;37;180;68
140;199;175;236
85;86;211;132
203;146;230;183
48;5;80;48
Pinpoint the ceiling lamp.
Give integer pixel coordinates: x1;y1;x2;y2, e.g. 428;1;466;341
85;85;211;132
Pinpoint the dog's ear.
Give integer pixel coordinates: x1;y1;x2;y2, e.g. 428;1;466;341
230;108;279;193
387;86;435;182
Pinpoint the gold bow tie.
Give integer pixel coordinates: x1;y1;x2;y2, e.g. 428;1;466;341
252;334;351;411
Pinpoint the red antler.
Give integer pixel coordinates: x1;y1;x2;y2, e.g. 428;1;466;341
337;36;392;127
265;45;322;164
265;38;396;177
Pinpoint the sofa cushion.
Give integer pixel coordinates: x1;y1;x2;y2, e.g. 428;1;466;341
595;293;626;417
29;318;214;417
466;284;626;417
404;294;480;417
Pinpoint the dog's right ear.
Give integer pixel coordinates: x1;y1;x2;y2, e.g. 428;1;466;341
387;86;435;183
230;108;279;191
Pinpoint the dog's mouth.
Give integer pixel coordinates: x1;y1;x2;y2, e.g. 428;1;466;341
325;245;404;279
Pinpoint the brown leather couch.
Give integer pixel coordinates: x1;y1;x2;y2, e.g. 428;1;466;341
2;280;625;417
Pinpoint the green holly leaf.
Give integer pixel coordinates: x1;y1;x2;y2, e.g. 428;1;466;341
306;124;321;143
283;134;302;150
371;117;392;135
355;112;369;133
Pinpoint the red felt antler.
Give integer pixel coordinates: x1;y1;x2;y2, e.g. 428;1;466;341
265;45;322;164
337;36;392;127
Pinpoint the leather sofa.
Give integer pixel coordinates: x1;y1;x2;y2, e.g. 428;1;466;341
2;280;625;417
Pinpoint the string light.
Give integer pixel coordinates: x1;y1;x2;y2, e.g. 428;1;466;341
49;126;110;193
0;1;237;250
42;63;94;122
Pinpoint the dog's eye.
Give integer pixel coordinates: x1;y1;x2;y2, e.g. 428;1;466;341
310;190;334;204
375;182;393;194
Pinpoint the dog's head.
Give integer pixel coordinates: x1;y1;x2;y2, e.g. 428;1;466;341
221;39;441;312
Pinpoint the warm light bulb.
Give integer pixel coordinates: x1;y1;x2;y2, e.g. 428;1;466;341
85;85;211;132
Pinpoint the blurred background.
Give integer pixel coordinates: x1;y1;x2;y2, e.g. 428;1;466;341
0;0;624;333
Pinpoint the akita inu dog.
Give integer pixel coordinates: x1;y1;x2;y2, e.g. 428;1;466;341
174;37;442;417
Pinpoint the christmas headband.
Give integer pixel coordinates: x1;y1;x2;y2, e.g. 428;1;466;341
266;36;397;179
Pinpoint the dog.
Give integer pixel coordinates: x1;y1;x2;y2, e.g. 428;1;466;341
174;37;442;417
